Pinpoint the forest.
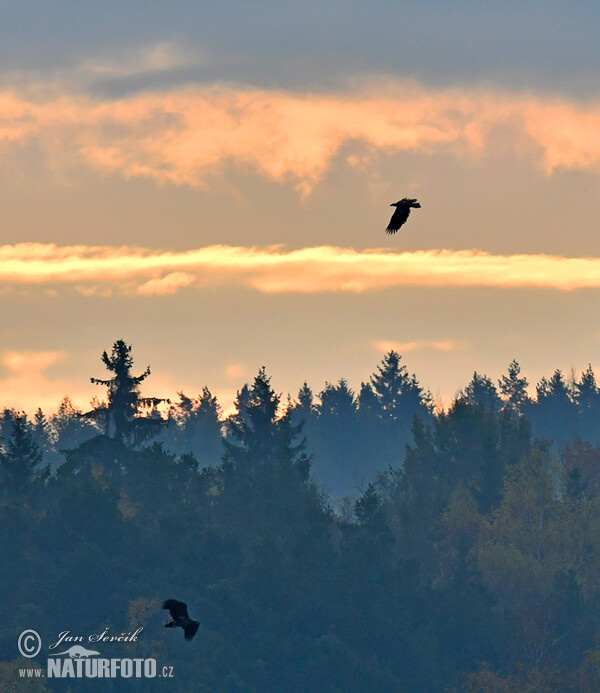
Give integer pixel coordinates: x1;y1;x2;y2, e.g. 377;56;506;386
2;339;600;691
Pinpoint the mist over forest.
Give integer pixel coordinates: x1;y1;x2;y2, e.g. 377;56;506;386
3;339;600;691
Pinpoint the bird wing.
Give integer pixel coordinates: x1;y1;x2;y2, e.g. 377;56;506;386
184;620;200;641
162;599;189;620
386;206;410;233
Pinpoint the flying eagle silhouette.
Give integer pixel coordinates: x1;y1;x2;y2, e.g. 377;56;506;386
386;198;421;234
162;599;200;641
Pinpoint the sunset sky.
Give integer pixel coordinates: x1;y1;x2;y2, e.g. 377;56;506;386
3;1;600;414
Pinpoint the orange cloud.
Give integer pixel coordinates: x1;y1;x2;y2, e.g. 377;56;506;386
4;242;600;293
0;349;94;414
2;349;66;374
1;82;600;190
225;363;245;379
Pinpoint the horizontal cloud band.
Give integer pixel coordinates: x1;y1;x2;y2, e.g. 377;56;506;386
3;243;600;293
1;82;600;190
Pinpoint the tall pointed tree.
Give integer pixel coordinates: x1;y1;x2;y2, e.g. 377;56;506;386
224;367;308;479
296;382;315;414
530;369;577;445
498;359;530;413
574;365;600;442
370;350;431;423
33;407;52;456
164;387;223;465
575;365;599;412
0;413;48;491
87;340;166;445
357;381;378;417
318;379;357;422
289;382;317;462
463;371;501;413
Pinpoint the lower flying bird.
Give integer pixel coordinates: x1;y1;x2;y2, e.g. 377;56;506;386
162;599;200;641
386;198;421;234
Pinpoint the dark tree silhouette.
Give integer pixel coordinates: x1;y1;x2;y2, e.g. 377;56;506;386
289;382;317;451
498;359;530;413
48;396;98;467
370;350;431;422
162;387;223;465
311;379;360;492
224;367;308;479
0;413;47;491
573;365;600;442
530;369;577;445
0;408;18;443
357;381;379;417
86;339;167;445
296;382;315;415
463;371;501;413
32;407;52;457
575;365;599;411
5;342;600;692
318;379;357;423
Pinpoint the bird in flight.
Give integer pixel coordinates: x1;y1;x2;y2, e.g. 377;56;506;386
386;198;421;234
162;599;200;640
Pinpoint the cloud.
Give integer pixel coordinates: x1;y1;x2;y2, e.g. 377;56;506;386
82;42;198;78
2;349;66;375
4;242;600;294
2;81;600;191
225;363;245;379
137;271;196;295
0;349;90;414
372;340;458;354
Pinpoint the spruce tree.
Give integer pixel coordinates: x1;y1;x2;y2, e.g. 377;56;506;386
0;414;47;490
498;359;529;413
224;367;308;478
87;339;166;445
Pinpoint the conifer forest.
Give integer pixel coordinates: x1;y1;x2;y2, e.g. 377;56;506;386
3;340;600;691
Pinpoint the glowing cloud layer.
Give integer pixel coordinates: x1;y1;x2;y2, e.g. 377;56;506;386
3;243;600;294
2;82;600;190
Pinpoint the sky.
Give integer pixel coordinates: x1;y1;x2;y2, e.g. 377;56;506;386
3;1;600;415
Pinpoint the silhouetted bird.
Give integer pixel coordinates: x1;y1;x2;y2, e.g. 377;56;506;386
162;599;200;641
386;198;421;234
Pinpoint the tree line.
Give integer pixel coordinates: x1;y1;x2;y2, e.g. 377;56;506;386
2;340;600;691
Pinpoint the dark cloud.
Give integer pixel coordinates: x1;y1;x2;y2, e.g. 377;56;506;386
2;1;600;96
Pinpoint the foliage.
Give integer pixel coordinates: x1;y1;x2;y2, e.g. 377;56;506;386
3;346;600;690
86;339;167;445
